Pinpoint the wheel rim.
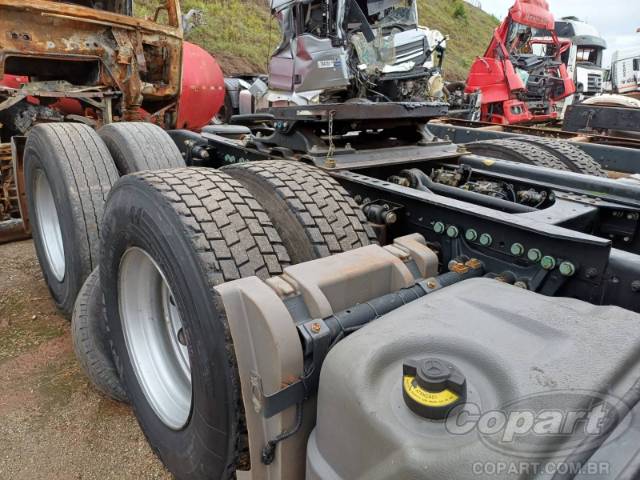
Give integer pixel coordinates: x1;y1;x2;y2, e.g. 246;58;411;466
119;247;192;430
33;169;65;281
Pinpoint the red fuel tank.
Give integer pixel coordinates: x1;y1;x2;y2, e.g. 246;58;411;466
175;41;225;130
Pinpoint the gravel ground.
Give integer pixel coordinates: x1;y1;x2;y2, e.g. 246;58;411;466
0;240;171;479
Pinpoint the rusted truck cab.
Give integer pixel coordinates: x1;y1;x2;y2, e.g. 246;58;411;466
0;0;224;242
0;0;186;133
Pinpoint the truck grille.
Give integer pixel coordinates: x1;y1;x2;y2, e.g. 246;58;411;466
394;38;426;66
587;73;602;93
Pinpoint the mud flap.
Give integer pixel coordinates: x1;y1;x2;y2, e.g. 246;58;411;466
214;234;438;479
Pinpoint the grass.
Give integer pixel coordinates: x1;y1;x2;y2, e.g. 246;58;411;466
160;0;500;78
181;0;279;73
418;0;499;80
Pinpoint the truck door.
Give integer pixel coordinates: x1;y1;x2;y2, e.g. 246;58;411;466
268;7;296;91
290;0;350;94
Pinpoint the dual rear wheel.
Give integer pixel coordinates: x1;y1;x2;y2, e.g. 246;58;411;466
99;164;374;479
26;120;604;479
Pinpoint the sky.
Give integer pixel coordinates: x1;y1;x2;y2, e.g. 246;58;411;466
477;0;640;66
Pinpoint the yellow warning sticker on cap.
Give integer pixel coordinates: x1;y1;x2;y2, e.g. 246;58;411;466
403;375;459;407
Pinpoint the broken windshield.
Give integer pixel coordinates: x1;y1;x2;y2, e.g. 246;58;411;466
368;0;417;28
507;22;556;55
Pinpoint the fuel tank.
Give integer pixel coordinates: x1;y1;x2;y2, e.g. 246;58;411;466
176;41;225;130
308;278;640;479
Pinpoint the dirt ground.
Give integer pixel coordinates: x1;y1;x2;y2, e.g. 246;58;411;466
0;240;171;479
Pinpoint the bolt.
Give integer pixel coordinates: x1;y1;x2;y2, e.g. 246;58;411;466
426;279;438;289
446;225;460;238
541;256;557;271
385;211;398;225
527;248;542;263
632;281;640;293
310;322;322;334
479;233;493;247
559;261;576;277
354;195;363;204
433;221;446;234
510;243;525;257
324;157;336;168
465;229;478;241
585;267;598;279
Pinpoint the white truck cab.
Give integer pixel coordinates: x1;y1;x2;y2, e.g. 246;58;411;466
554;17;607;117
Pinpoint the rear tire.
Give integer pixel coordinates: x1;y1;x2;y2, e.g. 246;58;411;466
513;137;606;177
72;268;127;403
100;168;290;479
465;139;570;171
98;122;185;175
24;123;118;316
224;160;377;263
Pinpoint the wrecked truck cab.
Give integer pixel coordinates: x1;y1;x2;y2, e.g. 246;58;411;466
0;0;223;136
0;0;225;245
266;0;447;105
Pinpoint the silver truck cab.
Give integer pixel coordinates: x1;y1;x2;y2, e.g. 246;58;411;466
265;0;446;105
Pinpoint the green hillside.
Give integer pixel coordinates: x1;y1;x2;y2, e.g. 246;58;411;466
178;0;499;80
417;0;500;80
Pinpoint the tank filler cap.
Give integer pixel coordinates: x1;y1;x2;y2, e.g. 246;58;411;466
402;358;467;420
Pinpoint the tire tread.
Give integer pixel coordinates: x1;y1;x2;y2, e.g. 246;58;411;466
513;136;607;176
466;139;570;171
224;160;377;260
99;122;185;174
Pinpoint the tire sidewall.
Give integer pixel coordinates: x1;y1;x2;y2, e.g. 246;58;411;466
25;131;90;315
101;181;239;479
72;268;128;402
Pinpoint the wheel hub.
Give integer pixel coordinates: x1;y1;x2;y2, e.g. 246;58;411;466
119;247;192;430
33;169;65;281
